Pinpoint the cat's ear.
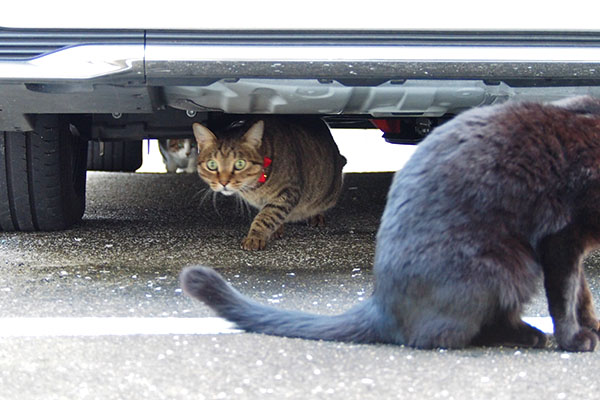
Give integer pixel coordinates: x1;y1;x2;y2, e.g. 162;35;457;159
193;123;217;148
242;121;264;148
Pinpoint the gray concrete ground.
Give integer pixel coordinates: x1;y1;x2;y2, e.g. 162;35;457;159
1;171;600;399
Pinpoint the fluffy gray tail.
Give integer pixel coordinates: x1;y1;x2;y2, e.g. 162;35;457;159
180;266;382;343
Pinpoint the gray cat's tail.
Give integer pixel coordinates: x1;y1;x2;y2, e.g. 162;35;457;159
180;266;384;343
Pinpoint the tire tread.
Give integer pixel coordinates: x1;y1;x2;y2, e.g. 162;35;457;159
0;116;87;231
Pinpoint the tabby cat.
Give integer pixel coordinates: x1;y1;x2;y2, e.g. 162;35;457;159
182;96;600;352
158;138;197;173
192;117;346;250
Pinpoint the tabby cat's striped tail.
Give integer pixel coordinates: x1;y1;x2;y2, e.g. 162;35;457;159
180;266;383;343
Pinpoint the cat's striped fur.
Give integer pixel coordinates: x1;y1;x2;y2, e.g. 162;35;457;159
192;117;346;250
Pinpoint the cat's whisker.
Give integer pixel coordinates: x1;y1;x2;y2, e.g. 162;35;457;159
234;194;253;220
191;188;212;206
234;195;242;215
191;188;224;220
211;191;222;217
191;188;206;202
190;185;226;217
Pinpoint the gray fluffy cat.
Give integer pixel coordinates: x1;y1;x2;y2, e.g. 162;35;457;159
181;97;600;352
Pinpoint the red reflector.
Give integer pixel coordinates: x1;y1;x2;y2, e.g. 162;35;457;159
370;119;402;134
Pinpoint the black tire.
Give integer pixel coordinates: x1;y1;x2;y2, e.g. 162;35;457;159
87;140;142;172
0;116;88;231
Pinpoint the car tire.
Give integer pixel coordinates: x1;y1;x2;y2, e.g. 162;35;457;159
0;115;88;231
87;140;143;172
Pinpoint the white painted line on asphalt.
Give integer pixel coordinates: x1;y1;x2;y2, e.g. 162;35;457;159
0;316;554;337
0;317;241;337
523;317;554;334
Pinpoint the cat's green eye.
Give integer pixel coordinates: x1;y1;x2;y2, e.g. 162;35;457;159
177;143;184;149
234;159;247;170
206;159;218;171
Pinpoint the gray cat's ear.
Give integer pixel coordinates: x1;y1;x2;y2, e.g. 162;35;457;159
242;121;264;148
192;123;217;148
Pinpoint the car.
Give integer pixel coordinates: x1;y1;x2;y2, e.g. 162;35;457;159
1;4;600;231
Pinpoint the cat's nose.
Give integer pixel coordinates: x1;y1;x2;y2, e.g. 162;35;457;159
219;179;230;187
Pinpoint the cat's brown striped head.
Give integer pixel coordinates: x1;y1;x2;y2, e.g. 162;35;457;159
192;121;265;196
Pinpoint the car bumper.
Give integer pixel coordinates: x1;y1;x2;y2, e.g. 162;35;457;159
1;29;600;130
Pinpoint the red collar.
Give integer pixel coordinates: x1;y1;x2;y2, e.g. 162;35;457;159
258;157;272;183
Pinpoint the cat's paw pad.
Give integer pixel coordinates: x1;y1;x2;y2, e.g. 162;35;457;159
558;329;598;352
241;236;267;251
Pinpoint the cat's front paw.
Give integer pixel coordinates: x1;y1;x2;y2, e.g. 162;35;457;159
557;329;598;352
241;236;268;251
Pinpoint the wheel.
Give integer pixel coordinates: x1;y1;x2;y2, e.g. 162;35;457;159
87;140;142;172
0;115;88;231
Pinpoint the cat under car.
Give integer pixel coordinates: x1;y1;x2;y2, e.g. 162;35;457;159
158;138;198;173
192;117;346;250
182;96;600;352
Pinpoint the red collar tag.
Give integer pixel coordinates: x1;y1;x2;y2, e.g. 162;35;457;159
258;157;272;183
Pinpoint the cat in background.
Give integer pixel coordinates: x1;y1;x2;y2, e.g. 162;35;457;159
182;96;600;352
192;117;346;250
158;138;197;173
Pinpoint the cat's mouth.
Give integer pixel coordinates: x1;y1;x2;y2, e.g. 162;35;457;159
219;187;236;196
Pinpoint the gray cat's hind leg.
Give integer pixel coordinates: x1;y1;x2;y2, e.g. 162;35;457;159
407;316;481;349
471;310;548;348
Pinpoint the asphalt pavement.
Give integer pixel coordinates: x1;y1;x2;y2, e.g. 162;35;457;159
1;171;600;400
